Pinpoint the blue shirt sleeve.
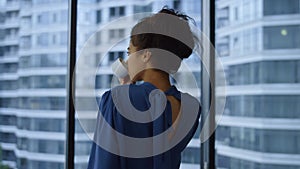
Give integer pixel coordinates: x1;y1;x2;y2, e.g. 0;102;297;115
87;90;122;169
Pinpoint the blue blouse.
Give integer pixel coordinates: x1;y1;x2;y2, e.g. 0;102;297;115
87;82;201;169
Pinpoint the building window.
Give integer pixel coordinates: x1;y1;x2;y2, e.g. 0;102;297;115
243;30;251;51
0;98;17;108
216;7;229;28
0;80;17;90
96;10;101;23
227;60;300;85
37;12;50;25
52;34;57;45
173;0;180;10
243;1;251;21
108;51;124;62
234;7;239;20
18;97;65;110
0;132;16;143
181;147;200;164
60;10;68;23
216;36;230;57
95;32;101;45
37;33;49;46
16;118;65;132
60;31;68;45
217;127;300;154
225;95;300;118
75;141;92;155
108;29;125;41
19;53;67;68
52;12;57;23
19;75;65;89
119;6;125;16
95;74;113;88
232;36;239;52
0;63;18;73
263;0;300;16
263;25;300;49
109;6;125;18
20;36;31;49
2;150;16;161
133;4;152;13
21;16;32;28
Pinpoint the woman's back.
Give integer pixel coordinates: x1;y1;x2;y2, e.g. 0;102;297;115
87;82;200;169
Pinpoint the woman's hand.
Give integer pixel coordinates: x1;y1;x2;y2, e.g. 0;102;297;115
119;74;131;85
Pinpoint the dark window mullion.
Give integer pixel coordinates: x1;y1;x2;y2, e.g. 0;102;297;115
200;0;216;169
65;0;78;169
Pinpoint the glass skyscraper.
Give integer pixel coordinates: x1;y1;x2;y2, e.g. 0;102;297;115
215;0;300;169
1;0;69;168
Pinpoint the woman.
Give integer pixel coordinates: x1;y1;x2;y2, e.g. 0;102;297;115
88;7;201;169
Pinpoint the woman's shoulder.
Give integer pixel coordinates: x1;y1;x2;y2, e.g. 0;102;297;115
102;83;149;97
100;83;152;110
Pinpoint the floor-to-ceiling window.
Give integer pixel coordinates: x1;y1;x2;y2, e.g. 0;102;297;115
0;0;69;169
215;0;300;169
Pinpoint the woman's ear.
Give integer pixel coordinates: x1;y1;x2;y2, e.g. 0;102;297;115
142;49;152;63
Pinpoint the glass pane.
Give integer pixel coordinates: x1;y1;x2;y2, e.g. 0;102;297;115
75;0;202;169
216;0;300;169
0;0;68;169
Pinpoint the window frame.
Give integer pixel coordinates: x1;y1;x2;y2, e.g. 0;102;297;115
65;1;215;169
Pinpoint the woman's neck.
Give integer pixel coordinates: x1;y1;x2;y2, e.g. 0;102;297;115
142;69;171;92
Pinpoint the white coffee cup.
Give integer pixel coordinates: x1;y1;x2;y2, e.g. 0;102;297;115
111;58;128;79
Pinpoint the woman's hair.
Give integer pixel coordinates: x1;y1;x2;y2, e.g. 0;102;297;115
130;7;195;60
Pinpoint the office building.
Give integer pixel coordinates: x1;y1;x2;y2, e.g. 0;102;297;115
215;0;300;168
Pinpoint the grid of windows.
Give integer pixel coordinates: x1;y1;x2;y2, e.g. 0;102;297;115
217;155;300;169
226;60;300;85
109;6;125;18
216;1;300;168
18;97;65;110
217;126;300;154
17;118;65;132
2;150;16;162
0;132;17;144
263;25;300;49
19;75;65;89
0;63;18;73
108;29;125;41
263;0;300;16
17;159;64;169
224;95;300;118
182;147;200;164
17;138;65;154
19;53;67;68
0;115;16;126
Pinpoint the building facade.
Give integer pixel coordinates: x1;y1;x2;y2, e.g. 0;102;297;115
215;0;300;169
